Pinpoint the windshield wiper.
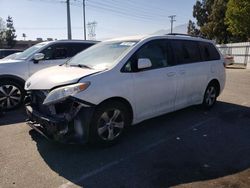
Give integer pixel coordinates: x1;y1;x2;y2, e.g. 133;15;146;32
61;58;72;66
70;64;93;69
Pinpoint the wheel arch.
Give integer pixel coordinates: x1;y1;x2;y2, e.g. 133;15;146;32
0;75;26;88
207;79;220;96
97;97;134;125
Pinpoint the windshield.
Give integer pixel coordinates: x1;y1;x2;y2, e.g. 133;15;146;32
14;42;48;60
67;41;138;70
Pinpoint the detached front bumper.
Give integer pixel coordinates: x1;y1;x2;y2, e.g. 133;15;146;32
26;105;68;140
25;92;95;144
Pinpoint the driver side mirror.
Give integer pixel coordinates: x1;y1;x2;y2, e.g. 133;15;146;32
138;58;152;70
33;53;45;63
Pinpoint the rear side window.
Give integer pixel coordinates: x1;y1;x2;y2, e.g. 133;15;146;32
171;40;201;64
40;43;94;60
199;42;220;61
68;43;94;57
41;44;69;60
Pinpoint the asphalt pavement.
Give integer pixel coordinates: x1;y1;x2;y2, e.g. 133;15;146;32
0;68;250;188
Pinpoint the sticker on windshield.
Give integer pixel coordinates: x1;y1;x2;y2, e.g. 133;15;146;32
120;42;136;46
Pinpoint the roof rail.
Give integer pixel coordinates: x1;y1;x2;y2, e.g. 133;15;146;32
167;33;207;39
167;33;194;37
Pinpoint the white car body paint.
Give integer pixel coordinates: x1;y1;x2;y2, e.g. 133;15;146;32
0;40;97;81
26;35;226;125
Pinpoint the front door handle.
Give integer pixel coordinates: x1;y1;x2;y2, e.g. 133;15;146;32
179;70;186;75
167;72;175;77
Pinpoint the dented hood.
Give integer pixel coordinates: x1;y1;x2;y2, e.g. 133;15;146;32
25;65;100;90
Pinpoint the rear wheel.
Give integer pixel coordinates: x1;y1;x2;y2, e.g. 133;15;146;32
0;80;24;110
89;101;130;146
202;84;218;109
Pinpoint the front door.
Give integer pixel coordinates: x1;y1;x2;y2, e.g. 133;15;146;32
28;43;70;77
125;39;177;121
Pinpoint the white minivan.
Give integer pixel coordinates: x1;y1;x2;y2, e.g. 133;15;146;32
25;35;226;145
0;40;97;110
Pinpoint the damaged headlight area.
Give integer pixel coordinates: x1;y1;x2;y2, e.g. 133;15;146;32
25;86;94;144
43;82;90;105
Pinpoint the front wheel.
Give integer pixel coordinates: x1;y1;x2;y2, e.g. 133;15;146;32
202;84;218;109
89;101;130;146
0;80;24;110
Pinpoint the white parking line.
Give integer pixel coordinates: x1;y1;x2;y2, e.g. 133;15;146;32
59;117;216;188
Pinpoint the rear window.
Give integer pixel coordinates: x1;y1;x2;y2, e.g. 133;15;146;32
199;42;220;61
170;40;201;64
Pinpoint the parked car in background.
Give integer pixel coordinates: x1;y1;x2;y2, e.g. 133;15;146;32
0;40;98;110
224;55;235;66
0;49;23;59
2;52;22;60
25;34;226;145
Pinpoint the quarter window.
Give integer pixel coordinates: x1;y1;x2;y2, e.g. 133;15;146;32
199;42;220;61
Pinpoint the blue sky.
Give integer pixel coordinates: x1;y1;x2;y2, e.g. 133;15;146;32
0;0;196;41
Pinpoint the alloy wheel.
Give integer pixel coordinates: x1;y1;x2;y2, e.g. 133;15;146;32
205;86;216;106
0;85;22;109
97;109;125;141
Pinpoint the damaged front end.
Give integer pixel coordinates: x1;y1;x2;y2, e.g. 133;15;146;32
25;90;94;144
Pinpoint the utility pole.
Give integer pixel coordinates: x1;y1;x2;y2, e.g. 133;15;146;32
22;33;26;41
168;15;176;34
66;0;72;40
83;0;86;40
82;0;86;40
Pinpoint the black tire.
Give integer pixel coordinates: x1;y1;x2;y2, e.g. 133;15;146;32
89;101;131;146
202;83;218;110
0;80;25;110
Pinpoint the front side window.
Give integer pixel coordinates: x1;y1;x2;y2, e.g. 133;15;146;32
14;42;48;60
124;40;169;72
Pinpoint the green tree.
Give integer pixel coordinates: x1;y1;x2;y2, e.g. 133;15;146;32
5;16;16;48
226;0;250;41
187;20;200;36
202;0;230;43
193;0;214;27
192;0;231;44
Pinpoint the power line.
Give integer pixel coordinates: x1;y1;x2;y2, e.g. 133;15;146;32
85;4;164;23
24;0;174;39
73;0;168;21
27;0;169;23
107;0;171;16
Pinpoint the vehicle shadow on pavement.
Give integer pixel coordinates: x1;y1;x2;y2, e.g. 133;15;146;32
29;101;250;188
0;107;26;126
